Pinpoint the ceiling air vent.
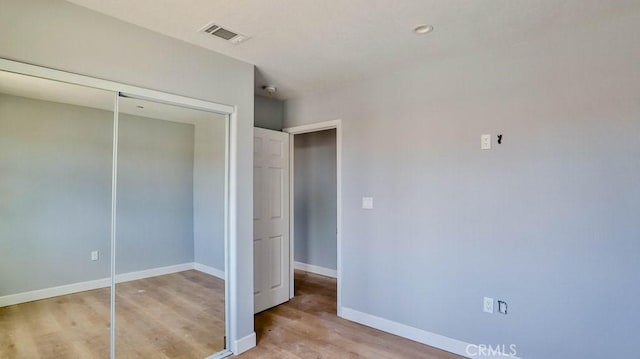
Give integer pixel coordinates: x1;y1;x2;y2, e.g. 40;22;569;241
200;22;249;44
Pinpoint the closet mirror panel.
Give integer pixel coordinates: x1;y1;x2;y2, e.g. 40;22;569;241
0;71;115;358
114;95;227;358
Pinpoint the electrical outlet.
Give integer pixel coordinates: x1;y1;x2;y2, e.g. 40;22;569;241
483;297;494;314
91;250;99;261
362;197;374;209
498;300;508;315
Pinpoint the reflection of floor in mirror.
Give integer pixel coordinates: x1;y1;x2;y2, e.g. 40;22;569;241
0;270;225;359
237;270;463;359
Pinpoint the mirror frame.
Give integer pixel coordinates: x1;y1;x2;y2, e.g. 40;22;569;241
0;58;236;359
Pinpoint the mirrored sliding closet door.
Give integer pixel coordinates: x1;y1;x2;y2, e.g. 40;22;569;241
0;71;115;358
0;60;231;359
113;95;228;358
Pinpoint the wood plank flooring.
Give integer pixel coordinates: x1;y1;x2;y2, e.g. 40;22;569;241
237;270;464;359
3;269;464;358
0;270;225;359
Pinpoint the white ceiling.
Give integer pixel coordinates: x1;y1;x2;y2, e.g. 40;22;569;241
66;0;637;99
0;71;221;124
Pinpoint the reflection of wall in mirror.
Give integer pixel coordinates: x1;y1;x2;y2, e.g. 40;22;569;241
194;117;226;271
0;93;226;302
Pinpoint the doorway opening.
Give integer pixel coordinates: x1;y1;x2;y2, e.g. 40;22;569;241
284;120;342;316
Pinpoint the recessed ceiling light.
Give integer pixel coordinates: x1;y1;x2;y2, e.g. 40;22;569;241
413;24;434;35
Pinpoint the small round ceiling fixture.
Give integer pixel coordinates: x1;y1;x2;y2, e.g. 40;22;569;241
262;85;277;95
136;105;144;109
413;24;434;35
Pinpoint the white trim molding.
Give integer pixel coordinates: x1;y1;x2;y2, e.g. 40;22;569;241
0;278;110;308
341;307;469;356
341;307;522;359
204;349;233;359
194;263;226;279
294;262;337;278
0;262;225;307
232;332;256;355
116;263;193;283
283;119;342;134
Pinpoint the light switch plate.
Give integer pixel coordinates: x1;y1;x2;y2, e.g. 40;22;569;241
483;297;494;313
91;250;99;261
481;134;492;150
362;197;374;209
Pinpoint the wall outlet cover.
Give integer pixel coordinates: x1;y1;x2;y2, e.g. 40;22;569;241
362;197;374;209
483;297;494;313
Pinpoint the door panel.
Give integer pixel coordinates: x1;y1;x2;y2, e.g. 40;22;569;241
268;167;283;218
268;235;283;289
254;127;290;313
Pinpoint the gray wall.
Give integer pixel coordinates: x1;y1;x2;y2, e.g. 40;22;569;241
0;0;255;341
294;130;337;270
255;95;284;130
116;114;196;274
194;117;227;271
0;95;198;295
284;9;640;359
0;94;113;296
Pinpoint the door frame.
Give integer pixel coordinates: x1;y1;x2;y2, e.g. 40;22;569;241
283;119;342;316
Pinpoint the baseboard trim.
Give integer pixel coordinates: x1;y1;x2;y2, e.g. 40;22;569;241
294;261;337;278
116;263;193;283
193;263;225;279
204;349;233;359
0;278;110;307
232;332;256;355
0;262;197;307
340;307;521;359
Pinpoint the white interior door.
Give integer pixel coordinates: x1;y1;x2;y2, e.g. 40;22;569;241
253;127;290;313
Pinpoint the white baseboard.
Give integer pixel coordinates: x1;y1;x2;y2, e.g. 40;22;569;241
294;261;337;278
0;262;198;307
193;263;225;280
116;262;193;283
204;350;233;359
0;277;110;307
232;332;256;355
340;307;521;359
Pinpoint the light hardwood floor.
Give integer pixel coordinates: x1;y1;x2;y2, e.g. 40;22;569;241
2;270;463;358
0;270;225;359
237;270;464;359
